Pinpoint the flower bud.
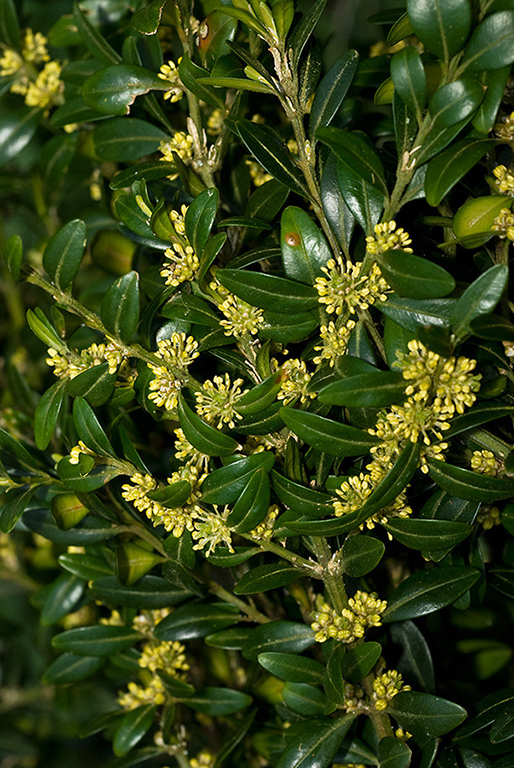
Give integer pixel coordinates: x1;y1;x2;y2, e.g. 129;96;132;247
51;493;88;530
115;542;165;585
453;196;513;248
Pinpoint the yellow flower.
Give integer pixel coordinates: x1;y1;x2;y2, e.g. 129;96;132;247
313;319;356;366
22;29;50;63
371;669;411;711
159;132;194;179
315;258;390;316
492;208;514;241
246;159;273;186
277;359;316;405
25;60;63;110
471;450;499;476
192;506;234;555
161;242;199;286
158;59;184;102
139;640;189;677
219;293;264;338
365;221;413;255
207;108;224;136
493;165;514;196
195;373;248;428
118;676;166;710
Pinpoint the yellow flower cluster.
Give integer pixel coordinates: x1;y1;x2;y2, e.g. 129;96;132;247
118;675;167;710
313;319;356;366
493;165;514;196
492;208;514;241
246;159;273;186
471;449;500;476
191;506;234;555
174;427;210;470
207;108;225;136
46;341;125;380
132;608;171;635
0;29;63;112
158;59;184;102
314;258;390;316
371;669;411;711
161;242;200;286
219;293;264;338
249;504;280;541
365;221;413;255
311;591;387;643
495;111;514;142
190;750;216;768
147;334;199;412
159;132;194;180
277;359;315;405
139;639;189;677
477;505;502;530
195;373;248;428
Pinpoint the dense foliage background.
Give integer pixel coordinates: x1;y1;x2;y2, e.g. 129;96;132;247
1;0;514;767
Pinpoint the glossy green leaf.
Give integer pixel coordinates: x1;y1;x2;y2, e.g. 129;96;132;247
0;426;38;470
260;309;318;343
449;265;508;340
317;126;388;196
490;710;514;743
114;195;154;238
234;562;301;595
489;568;514;599
201;452;274;504
52;625;140;656
389;691;467;736
283;682;334;717
0;487;35;534
288;0;327;68
384;518;472;550
342;535;385;577
113;705;156;757
383;566;480;622
391;45;426;121
34;380;66;450
0;0;19;48
177;393;237;457
73;2;121;64
199;74;272;93
336;157;384;233
378;294;455;332
387;12;415;44
323;648;345;704
59;553;112;581
226;468;270;533
184;188;219;257
205;627;253;649
378;736;412;768
154;602;239;641
429;79;484;127
379;249;455;299
57;456;120;493
147;481;191;509
110;160;177;189
235;373;282;416
43;653;104;685
3;233;22;280
425;139;497;207
270;472;331;516
73;397;115;458
65;363;116;407
187;687;252;716
242;621;315;661
23;509;116;545
461;11;514;72
258;653;324;685
276;715;354;768
428;459;514;501
229;118;306;195
131;0;166;34
94;117;167;161
83;64;167;116
456;689;514;739
90;575;192;609
43;219;86;290
470;313;514;341
341;642;382;683
159;674;195;699
321;152;354;250
414;118;470;166
41;573;85;626
280;408;379;457
318;371;406;407
50;96;106;129
309;50;359;140
101;272;139;343
391;621;435;693
406;0;471;60
0;107;41;168
281;206;331;285
472;66;511;134
218;269;318;313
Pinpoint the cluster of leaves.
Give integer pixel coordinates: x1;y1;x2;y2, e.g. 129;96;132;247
2;0;514;766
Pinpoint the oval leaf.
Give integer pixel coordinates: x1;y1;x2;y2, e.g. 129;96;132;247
234;563;302;595
378;250;455;299
388;690;467;736
101;271;140;343
218;269;318;313
279;407;379;457
281;206;331;285
318;371;406;407
43;219;86;290
83;64;167;116
383;566;480;622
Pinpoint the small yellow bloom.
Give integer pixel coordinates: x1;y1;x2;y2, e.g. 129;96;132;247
195;373;248;428
365;221;413;255
493;165;514;196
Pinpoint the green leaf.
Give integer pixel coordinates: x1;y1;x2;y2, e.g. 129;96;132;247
184;188;219;257
336;158;384;233
0;487;35;534
317;126;388;196
271;471;333;515
406;0;471;60
205;627;253;649
260;309;318;343
341;642;382;683
472;66;511;134
283;683;335;717
288;0;327;68
449;264;508;340
242;621;315;661
43;219;86;290
179;52;225;108
391;46;426;122
226;468;270;533
388;691;467;736
73;397;116;458
276;715;354;768
309;50;359;140
279;408;379;457
0;107;41;168
383;566;480;622
489;568;514;599
59;553;112;581
110;160;177;189
132;0;166;34
159;674;195;699
34;380;66;450
101;272;139;343
342;535;385;577
90;576;192;609
43;653;104;685
0;427;38;471
23;509;116;546
50;96;106;129
94;117;167;161
323;648;345;704
229;118;307;195
378;736;412;768
490;710;514;743
83;64;167;116
0;0;19;48
318;371;406;407
198;74;273;93
154;602;239;641
414;118;470;167
218;268;318;313
66;363;116;407
456;689;514;739
146;481;192;510
115;195;155;238
3;233;22;280
113;705;157;757
384;518;472;551
425;139;498;207
57;456;120;493
470;313;514;341
281;206;331;285
387;12;415;45
201;452;275;504
177;393;238;457
461;11;514;72
378;295;455;332
321;152;354;251
258;653;324;685
41;573;85;626
390;621;435;693
187;688;252;716
73;2;121;64
235;373;282;416
429;79;484;127
428;459;514;501
377;250;455;299
234;562;301;595
52;625;140;656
